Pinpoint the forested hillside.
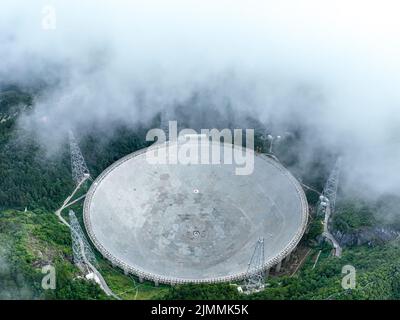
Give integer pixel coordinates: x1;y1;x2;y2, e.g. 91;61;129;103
0;90;158;299
1;89;400;300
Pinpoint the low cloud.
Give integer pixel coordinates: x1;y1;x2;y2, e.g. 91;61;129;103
1;0;400;197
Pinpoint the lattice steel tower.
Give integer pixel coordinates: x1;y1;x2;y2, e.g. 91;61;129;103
69;210;96;272
320;157;342;214
243;237;265;294
69;130;90;185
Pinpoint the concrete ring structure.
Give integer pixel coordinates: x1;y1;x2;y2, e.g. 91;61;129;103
83;138;308;284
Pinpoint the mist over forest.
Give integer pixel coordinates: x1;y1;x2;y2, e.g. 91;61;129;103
1;1;400;301
0;1;399;202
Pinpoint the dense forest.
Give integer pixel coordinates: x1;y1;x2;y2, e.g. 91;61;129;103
1;89;400;300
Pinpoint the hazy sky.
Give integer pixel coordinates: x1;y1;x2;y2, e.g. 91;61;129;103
1;0;400;197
